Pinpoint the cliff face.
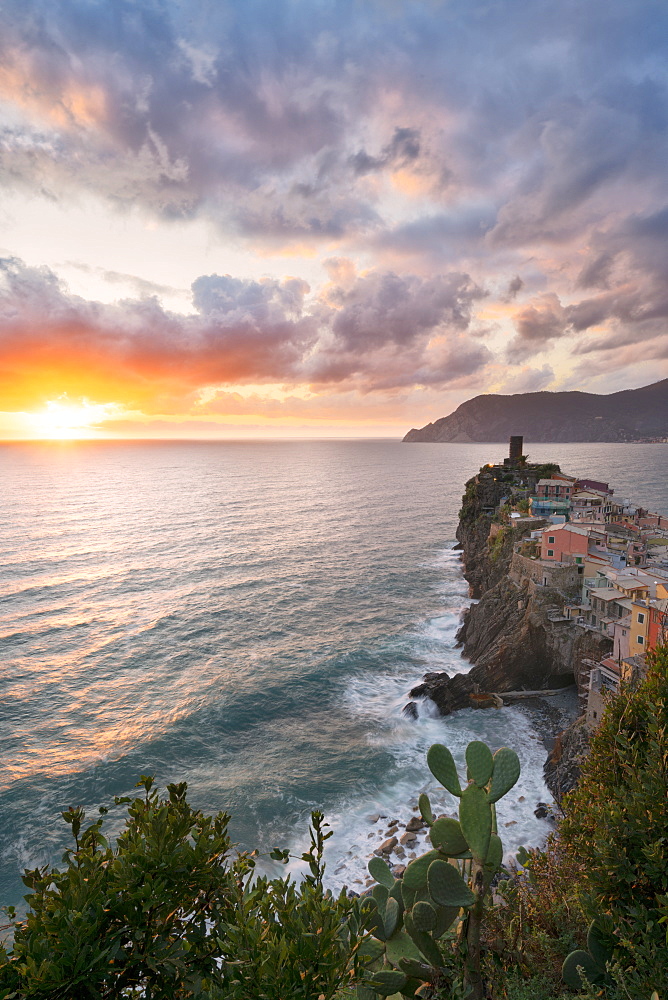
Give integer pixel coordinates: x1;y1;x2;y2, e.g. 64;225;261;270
403;378;668;443
413;471;612;715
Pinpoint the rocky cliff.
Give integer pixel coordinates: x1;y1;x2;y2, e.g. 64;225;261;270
410;469;611;716
403;378;668;443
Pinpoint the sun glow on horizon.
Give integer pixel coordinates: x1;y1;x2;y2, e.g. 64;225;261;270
24;398;123;440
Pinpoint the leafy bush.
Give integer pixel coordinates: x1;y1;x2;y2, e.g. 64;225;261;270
483;841;586;995
0;778;367;1000
557;645;668;997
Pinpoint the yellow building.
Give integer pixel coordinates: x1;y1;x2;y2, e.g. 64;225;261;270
630;599;651;655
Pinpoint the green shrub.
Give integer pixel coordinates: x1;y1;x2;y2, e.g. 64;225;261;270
0;778;367;1000
558;645;668;997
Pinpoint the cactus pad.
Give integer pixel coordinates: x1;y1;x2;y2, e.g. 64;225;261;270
372;884;389;908
384;895;400;938
385;929;422;967
369;855;397;888
403;850;441;889
368;969;408;996
427;859;475;908
459;784;492;864
404;912;444;969
562;950;603;988
429;817;468;856
466;740;494;786
418;792;434;826
587;919;613;969
398;957;430;979
427;744;462;796
433;903;460;938
411;900;437;932
487;747;521;803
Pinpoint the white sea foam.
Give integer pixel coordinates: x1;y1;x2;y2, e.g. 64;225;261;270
318;546;555;893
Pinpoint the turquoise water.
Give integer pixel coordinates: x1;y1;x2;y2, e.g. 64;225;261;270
1;440;666;903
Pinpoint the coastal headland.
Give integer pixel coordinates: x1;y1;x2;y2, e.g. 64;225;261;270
406;439;668;797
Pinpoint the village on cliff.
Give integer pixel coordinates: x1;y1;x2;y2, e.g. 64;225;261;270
479;437;668;727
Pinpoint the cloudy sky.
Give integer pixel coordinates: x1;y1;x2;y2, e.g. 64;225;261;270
1;0;667;438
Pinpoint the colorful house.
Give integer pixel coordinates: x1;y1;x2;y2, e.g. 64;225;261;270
540;523;589;564
630;599;651;653
648;599;668;650
535;478;575;500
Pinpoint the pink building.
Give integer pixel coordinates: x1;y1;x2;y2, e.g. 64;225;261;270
541;523;590;563
576;478;612;495
536;478;575;500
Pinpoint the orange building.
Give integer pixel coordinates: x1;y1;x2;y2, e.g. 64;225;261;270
648;599;668;650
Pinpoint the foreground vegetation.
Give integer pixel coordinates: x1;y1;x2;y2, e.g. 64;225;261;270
1;647;667;999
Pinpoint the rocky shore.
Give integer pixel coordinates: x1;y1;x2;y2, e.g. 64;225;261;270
405;465;603;802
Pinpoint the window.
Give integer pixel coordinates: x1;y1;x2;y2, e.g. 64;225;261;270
637;612;645;624
548;536;555;544
547;549;554;557
575;556;583;564
637;635;644;645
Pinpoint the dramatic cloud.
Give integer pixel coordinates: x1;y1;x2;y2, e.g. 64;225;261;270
506;294;567;361
0;0;667;434
0;255;488;408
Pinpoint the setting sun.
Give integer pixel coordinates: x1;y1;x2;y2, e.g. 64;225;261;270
24;398;120;440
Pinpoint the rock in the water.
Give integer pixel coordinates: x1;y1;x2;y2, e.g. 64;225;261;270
376;836;398;855
400;831;417;845
405;816;424;832
534;806;548;819
469;692;498;709
402;701;419;720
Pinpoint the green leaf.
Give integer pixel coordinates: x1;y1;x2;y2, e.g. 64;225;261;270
429;817;468;857
487;748;520;803
403;851;441;890
368;969;408;997
465;741;494;787
369;855;396;889
384;896;400;938
411;900;437;932
427;744;461;796
404;913;443;969
459;785;492;864
427;860;475;908
587;919;613;969
418;793;434;826
373;884;390;909
562;950;605;988
385;930;422;967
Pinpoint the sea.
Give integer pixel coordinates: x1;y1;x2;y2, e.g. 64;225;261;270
1;440;667;907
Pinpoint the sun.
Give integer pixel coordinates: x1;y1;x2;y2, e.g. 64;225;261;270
26;398;120;440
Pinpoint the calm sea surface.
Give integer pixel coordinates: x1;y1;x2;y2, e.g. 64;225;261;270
1;440;666;904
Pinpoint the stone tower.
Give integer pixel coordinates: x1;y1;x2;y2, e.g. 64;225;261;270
509;435;524;464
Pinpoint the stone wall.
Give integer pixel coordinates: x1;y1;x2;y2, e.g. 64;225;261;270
510;552;581;596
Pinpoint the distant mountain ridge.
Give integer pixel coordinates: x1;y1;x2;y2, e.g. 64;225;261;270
403;379;668;443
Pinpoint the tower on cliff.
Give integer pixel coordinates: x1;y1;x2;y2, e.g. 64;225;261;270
504;435;524;467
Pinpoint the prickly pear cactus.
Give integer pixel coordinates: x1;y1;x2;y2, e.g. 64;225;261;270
562;918;614;989
360;740;521;1000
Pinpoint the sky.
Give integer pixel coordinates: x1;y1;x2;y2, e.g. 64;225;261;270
1;0;668;439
